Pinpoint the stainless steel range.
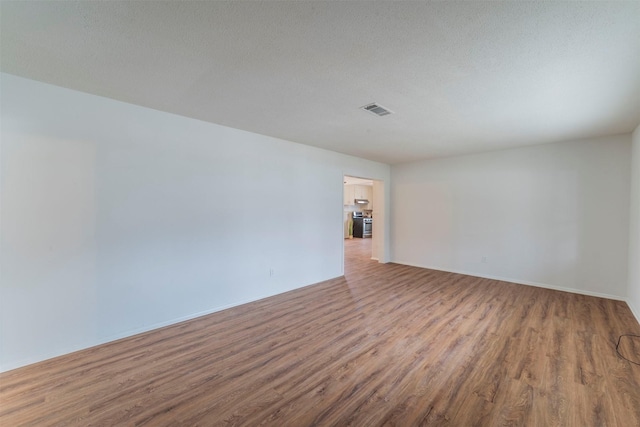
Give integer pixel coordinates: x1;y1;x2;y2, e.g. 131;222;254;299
352;212;372;238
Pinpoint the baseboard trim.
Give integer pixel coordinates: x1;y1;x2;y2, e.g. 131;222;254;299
626;298;640;326
0;278;341;374
392;260;626;302
0;298;262;373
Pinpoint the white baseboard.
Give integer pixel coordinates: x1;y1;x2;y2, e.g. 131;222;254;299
3;268;636;374
0;298;259;373
0;280;339;373
626;298;640;326
392;260;627;302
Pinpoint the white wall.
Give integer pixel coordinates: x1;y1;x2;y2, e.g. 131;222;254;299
629;125;640;322
391;136;632;299
372;180;385;261
0;73;390;371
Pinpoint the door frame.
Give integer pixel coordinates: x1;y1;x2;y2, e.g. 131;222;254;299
341;174;388;274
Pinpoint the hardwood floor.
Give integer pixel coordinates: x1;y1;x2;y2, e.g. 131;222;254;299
1;238;640;426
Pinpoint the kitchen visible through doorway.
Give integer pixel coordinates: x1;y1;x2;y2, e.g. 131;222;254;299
343;175;385;271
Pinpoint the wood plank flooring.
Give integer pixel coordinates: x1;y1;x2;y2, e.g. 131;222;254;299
1;238;640;426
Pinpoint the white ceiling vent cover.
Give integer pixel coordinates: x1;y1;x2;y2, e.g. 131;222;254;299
361;103;393;117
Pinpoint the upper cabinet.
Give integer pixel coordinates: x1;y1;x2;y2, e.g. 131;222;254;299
353;185;368;200
365;185;373;210
343;184;355;205
344;184;373;208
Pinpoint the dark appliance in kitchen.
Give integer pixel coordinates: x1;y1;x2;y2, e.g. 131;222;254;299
352;212;373;238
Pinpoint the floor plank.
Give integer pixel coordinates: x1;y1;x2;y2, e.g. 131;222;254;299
1;238;639;426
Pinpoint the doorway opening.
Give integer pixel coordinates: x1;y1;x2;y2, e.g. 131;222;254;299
342;175;386;276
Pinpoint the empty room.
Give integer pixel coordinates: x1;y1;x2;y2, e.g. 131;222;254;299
1;1;640;425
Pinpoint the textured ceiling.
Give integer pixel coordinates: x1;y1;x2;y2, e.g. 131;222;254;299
1;1;639;164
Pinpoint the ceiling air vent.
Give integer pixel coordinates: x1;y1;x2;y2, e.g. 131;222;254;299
361;103;393;117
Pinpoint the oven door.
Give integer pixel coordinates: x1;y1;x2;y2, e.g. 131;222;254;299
363;220;372;238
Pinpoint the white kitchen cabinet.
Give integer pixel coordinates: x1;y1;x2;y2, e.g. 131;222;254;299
365;185;373;210
344;184;373;207
343;185;355;205
354;185;367;200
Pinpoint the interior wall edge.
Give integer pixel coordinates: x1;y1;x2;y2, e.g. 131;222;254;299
0;274;345;374
390;135;632;301
628;124;640;320
0;73;391;372
627;298;640;326
392;260;628;303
